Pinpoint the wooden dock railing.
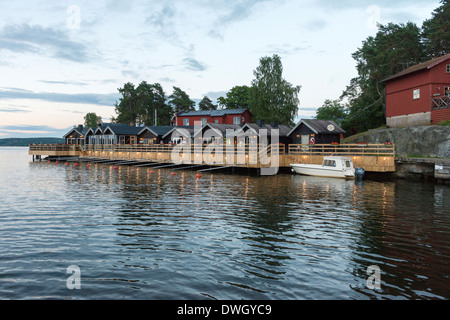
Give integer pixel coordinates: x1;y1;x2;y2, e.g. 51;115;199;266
29;143;395;172
30;143;393;157
288;143;395;156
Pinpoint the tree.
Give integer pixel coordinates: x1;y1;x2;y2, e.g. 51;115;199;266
168;87;196;114
198;96;217;111
422;0;450;58
341;22;426;133
316;99;348;126
84;112;102;128
113;81;172;126
217;85;251;109
248;54;301;126
113;82;138;125
135;82;170;126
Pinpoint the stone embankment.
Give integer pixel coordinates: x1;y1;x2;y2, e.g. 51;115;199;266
345;125;450;181
345;125;450;158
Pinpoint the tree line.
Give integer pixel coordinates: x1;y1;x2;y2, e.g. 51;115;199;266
86;1;448;135
85;54;301;128
316;0;449;135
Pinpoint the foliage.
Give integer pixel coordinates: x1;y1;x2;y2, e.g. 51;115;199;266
422;0;450;58
315;99;348;126
439;119;450;126
198;96;217;111
217;85;251;109
168;86;196;114
341;22;425;134
112;81;172;126
84;112;102;128
0;138;64;146
248;54;301;126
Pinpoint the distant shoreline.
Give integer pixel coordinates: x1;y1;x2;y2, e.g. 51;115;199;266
0;137;64;147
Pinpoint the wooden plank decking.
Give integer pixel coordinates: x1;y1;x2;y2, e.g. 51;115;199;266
29;143;396;172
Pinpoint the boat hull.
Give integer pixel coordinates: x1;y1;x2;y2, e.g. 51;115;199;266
291;164;355;179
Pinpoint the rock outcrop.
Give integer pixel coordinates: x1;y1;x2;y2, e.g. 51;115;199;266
345;126;450;158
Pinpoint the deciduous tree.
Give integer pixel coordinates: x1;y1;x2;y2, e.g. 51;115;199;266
249;54;301;126
84;112;102;128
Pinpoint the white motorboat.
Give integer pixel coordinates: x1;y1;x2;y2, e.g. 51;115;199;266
291;156;356;179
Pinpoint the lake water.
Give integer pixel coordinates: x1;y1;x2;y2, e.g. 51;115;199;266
0;147;449;300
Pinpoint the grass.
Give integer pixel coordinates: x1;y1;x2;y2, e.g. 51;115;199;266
342;125;388;143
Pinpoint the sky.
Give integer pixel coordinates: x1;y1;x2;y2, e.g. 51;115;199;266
0;0;441;138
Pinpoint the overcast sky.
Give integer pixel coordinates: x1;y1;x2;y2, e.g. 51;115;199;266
0;0;440;138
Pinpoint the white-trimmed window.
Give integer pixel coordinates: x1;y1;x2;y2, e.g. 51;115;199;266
445;87;450;97
201;118;207;125
413;89;420;100
233;116;241;125
447;65;450;73
183;118;189;126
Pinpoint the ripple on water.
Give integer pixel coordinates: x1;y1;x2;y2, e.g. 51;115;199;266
0;148;449;299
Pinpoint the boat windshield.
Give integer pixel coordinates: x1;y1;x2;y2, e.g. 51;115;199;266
323;160;336;167
345;161;351;168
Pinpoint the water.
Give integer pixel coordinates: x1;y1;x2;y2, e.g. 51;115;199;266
0;147;449;300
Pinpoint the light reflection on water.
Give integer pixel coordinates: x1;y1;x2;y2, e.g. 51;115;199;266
0;147;449;300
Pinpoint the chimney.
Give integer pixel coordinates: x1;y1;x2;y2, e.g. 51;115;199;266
130;122;135;127
270;122;279;128
77;124;84;132
256;119;265;127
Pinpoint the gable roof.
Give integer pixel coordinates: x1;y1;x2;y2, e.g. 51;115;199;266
162;126;195;139
138;126;175;137
239;123;292;137
176;108;250;117
288;119;345;136
84;127;95;136
63;128;83;138
382;53;450;83
193;123;242;138
63;125;93;138
100;123;142;135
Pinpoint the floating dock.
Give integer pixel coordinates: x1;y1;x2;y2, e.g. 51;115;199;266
29;143;397;174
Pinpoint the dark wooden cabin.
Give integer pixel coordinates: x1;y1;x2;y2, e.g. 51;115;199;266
138;126;174;144
288;119;345;145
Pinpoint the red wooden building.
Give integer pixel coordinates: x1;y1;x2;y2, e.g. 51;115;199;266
172;108;252;127
383;53;450;127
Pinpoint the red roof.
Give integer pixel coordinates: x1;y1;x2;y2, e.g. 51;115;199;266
382;53;450;82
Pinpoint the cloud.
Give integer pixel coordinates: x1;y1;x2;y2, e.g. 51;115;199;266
183;57;207;71
313;0;430;10
145;2;179;40
0;107;31;113
0;23;91;62
302;18;328;32
38;80;89;86
0;88;119;106
263;43;311;56
208;0;279;39
0;125;70;138
159;77;175;83
121;69;140;79
202;90;228;101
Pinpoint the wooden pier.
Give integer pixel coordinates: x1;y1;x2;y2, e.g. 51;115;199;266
29;143;396;173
